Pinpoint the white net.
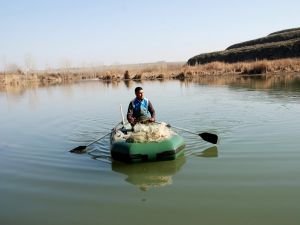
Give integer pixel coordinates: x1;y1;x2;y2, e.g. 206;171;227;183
128;122;175;143
112;122;175;143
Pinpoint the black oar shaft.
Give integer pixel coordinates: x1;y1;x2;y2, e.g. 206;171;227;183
167;125;198;136
86;132;111;147
70;132;111;153
156;122;218;144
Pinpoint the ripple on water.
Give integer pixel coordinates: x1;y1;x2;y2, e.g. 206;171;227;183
1;79;300;225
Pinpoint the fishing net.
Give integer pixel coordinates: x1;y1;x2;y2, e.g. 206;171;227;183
112;122;175;143
128;122;175;143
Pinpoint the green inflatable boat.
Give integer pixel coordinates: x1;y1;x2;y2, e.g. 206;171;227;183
110;122;185;163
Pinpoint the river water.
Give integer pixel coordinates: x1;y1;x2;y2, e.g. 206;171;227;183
1;74;300;225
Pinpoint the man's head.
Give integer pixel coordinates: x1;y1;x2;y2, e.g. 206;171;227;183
135;87;144;100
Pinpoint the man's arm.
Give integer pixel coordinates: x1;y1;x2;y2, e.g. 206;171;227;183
127;102;136;125
148;101;156;121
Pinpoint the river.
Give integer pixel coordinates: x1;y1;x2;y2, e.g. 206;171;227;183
1;74;300;225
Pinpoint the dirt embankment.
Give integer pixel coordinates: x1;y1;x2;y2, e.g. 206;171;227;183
187;27;300;65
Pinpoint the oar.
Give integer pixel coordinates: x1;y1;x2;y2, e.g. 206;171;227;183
120;104;126;127
69;132;111;154
156;122;218;144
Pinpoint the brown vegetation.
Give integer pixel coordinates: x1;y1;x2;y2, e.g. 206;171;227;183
183;58;300;76
1;58;300;91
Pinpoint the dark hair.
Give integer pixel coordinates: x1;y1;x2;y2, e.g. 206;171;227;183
135;87;143;93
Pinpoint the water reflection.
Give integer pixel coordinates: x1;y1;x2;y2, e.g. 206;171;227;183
226;74;300;92
171;73;300;93
111;155;186;191
105;73;296;95
124;80;132;88
2;74;300;95
193;146;218;158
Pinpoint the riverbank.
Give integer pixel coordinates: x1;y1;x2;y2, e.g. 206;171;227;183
187;27;300;65
1;58;300;91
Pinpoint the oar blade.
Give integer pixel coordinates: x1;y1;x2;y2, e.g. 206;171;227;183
199;132;218;144
70;145;87;154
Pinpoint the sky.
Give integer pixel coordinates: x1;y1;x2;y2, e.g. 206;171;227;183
1;0;300;70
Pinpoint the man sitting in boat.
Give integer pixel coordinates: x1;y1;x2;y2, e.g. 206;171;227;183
127;87;156;127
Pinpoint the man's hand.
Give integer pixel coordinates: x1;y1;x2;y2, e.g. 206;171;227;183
128;117;136;127
149;117;155;122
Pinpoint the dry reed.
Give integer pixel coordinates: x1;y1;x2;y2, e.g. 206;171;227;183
1;58;300;89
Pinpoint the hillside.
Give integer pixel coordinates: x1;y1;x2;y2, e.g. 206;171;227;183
187;27;300;66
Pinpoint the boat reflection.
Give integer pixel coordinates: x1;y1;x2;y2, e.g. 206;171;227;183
193;146;218;158
111;155;186;191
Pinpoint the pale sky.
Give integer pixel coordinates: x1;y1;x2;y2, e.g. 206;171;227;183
1;0;300;70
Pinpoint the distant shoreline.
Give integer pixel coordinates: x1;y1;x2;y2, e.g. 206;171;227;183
1;58;300;90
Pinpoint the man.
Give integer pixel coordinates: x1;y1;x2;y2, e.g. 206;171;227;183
127;87;156;127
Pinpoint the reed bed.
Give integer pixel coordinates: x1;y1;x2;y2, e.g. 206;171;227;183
1;58;300;89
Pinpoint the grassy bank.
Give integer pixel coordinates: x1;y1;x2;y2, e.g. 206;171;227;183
1;58;300;90
184;58;300;76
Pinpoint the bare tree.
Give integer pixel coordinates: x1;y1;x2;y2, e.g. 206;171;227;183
24;53;35;74
7;63;23;74
1;55;7;73
60;58;72;73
